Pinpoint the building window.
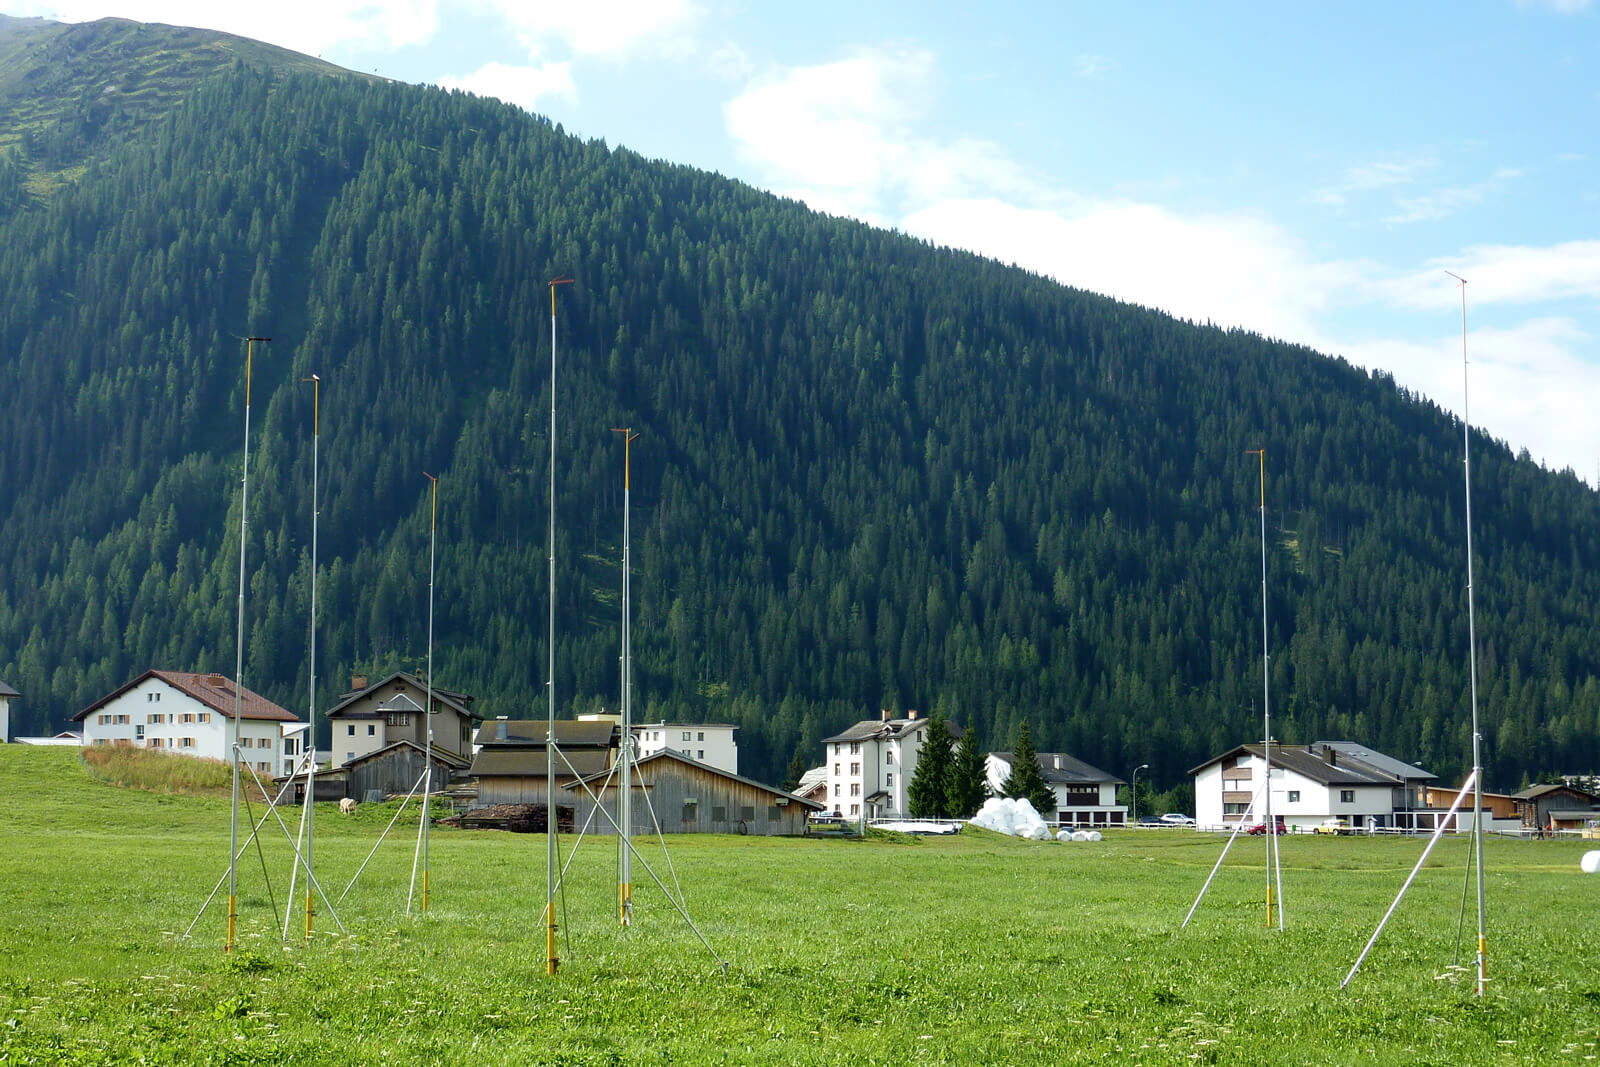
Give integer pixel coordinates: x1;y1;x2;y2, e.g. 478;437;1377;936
697;731;705;741
768;805;782;822
149;738;164;749
1223;802;1249;815
1065;786;1098;806
149;714;164;724
367;725;376;736
346;752;354;762
135;725;145;740
1339;789;1355;804
239;737;252;749
386;713;410;726
180;737;195;748
886;750;894;764
712;806;728;822
115;714;130;725
1288;790;1301;803
833;784;840;797
849;762;860;775
347;725;355;736
181;713;195;724
97;715;106;725
850;783;861;797
850;742;860;755
885;772;894;786
682;801;697;822
682;731;692;742
198;713;210;723
740;806;755;822
849;804;859;815
834;763;840;774
697;750;704;759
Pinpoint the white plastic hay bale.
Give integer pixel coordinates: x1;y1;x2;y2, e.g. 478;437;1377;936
972;797;1050;839
1582;850;1600;874
1072;830;1091;842
1056;829;1075;842
1087;830;1102;843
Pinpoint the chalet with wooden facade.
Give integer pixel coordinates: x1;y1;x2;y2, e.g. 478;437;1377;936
1513;782;1600;834
325;672;479;769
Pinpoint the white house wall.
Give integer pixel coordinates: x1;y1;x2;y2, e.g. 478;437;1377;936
635;723;739;774
335;719;387;766
81;678;294;775
1196;754;1401;830
0;695;9;743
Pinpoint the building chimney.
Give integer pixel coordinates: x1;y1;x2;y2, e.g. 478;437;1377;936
1053;755;1061;770
881;709;893;722
907;709;919;720
351;675;368;691
205;673;227;688
496;719;507;741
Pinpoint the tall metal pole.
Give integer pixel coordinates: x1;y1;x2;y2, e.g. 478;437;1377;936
1131;763;1148;826
547;277;573;975
411;471;438;915
302;373;320;938
1446;269;1487;995
1248;448;1283;929
229;336;268;952
612;428;640;924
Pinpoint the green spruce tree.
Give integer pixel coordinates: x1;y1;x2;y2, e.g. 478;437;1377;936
945;721;990;817
782;747;809;793
907;715;953;818
1000;719;1055;818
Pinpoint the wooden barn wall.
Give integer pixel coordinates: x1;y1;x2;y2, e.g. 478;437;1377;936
348;749;455;800
570;764;810;835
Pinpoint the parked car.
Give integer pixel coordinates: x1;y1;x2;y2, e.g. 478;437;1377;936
1314;818;1352;835
1244;821;1285;835
1159;813;1196;825
1138;815;1163;826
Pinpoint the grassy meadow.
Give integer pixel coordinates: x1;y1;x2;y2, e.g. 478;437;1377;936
1;745;1597;1065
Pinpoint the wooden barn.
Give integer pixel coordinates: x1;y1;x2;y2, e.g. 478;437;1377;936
276;739;469;803
567;748;823;836
469;719;617;808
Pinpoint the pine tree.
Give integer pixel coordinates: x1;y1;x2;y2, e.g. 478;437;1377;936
907;715;953;818
1000;719;1055;817
782;747;809;793
945;721;989;817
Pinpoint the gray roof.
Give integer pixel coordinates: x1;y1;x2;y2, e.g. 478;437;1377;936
1313;741;1437;782
0;679;18;697
991;751;1124;786
469;748;612;779
822;715;963;744
568;748;824;810
1547;809;1600;821
1513;782;1599;802
345;738;470;771
325;672;478;721
473;719;616;748
1192;744;1395;787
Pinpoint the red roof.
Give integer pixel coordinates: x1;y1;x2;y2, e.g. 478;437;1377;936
72;669;299;723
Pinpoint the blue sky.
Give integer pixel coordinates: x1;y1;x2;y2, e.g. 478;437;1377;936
15;1;1600;481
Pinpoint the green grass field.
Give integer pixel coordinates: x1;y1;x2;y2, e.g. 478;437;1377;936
1;745;1597;1065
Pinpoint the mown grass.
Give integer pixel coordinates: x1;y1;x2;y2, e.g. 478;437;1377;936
1;744;1597;1065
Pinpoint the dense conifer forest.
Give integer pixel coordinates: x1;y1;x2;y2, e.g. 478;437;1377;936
2;35;1598;790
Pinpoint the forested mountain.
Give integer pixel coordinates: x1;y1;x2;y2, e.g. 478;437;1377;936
2;26;1598;791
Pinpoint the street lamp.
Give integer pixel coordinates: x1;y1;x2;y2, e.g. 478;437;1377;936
1131;763;1149;826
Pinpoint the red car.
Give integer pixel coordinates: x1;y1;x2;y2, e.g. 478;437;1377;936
1244;821;1286;835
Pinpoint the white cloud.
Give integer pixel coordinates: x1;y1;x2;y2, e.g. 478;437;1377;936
1379;240;1600;310
724;48;1039;221
1073;54;1113;79
12;0;438;56
437;60;574;112
1341;318;1600;476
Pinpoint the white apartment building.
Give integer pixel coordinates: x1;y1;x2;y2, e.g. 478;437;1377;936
821;710;955;819
71;669;302;777
634;721;738;775
1192;741;1438;832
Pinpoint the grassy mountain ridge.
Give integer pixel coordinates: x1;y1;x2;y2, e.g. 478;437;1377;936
0;14;363;199
0;35;1597;792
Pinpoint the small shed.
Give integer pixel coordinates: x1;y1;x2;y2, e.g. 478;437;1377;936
567;749;823;835
341;740;467;802
1513;783;1600;832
